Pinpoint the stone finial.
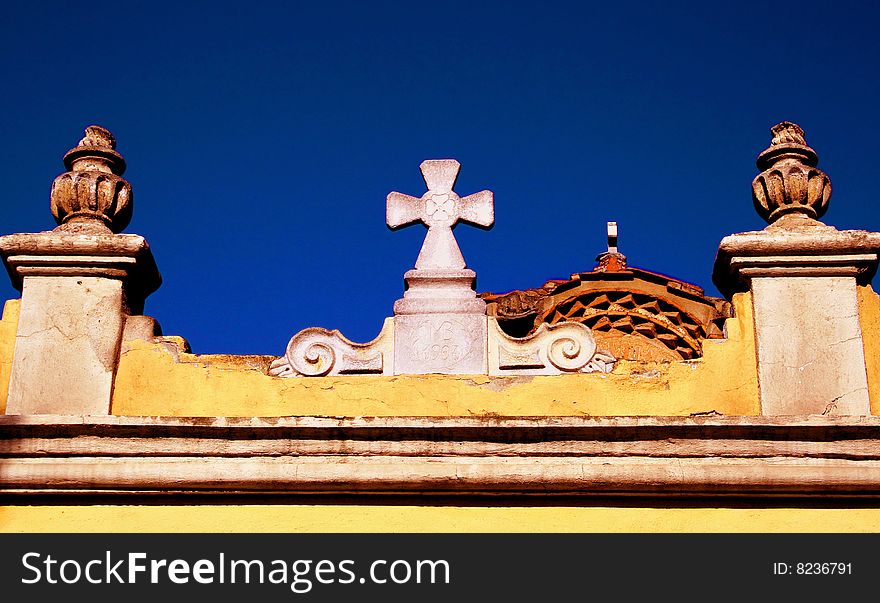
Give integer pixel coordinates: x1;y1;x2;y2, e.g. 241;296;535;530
50;125;133;234
752;121;831;224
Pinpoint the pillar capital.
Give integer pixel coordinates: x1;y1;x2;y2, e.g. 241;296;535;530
0;231;160;313
713;219;880;298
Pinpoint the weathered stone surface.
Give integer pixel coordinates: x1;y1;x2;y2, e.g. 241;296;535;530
714;216;880;298
393;269;486;315
388;160;493;373
488;317;615;375
269;318;394;377
718;226;879;415
122;314;162;343
4;414;880;499
388;160;492;316
6;276;124;415
0;234;162;414
394;313;488;374
752;122;831;223
51;125;132;234
0;232;161;313
751;276;869;415
386;159;493;271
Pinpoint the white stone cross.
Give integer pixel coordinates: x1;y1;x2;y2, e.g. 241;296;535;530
386;160;494;270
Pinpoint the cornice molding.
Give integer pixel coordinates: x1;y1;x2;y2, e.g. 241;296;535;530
2;415;879;500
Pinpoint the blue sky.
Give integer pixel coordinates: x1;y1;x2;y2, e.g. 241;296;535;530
1;2;878;354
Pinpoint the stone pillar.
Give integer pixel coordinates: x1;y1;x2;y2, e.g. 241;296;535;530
714;122;880;416
0;126;161;415
393;269;489;375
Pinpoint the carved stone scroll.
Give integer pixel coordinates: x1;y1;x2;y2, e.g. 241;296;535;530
269;318;393;377
487;317;615;376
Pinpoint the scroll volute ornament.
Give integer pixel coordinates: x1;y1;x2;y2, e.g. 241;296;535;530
50;125;132;233
752;121;831;223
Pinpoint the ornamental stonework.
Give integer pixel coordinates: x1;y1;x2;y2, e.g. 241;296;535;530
752;121;831;223
50;125;133;234
270;160;616;377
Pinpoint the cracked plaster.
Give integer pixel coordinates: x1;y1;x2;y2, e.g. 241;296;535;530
752;276;869;415
6;276;124;414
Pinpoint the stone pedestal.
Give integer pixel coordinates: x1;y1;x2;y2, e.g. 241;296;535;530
714;218;880;416
0;232;161;415
393;268;488;374
392;269;486;314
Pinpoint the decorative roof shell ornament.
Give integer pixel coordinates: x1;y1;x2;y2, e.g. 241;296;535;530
50;125;133;234
484;222;730;361
751;122;831;224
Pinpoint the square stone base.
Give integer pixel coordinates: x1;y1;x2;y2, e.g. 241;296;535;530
393;314;488;375
7;276;124;414
752;276;870;415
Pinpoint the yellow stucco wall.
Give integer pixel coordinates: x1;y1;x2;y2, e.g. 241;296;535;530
859;285;880;415
11;286;880;418
109;292;760;417
2;505;880;533
0;298;19;415
0;272;876;423
21;284;880;419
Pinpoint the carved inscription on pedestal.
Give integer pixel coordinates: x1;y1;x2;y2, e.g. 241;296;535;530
410;319;470;367
394;314;487;374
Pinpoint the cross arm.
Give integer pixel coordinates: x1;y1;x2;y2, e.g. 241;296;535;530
458;190;495;229
386;192;423;229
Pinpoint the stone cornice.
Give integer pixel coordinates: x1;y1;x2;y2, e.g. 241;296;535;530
2;415;880;500
0;232;161;310
712;221;880;297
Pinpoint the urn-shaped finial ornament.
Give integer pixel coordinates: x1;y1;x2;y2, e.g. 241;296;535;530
751;121;831;224
49;125;133;233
